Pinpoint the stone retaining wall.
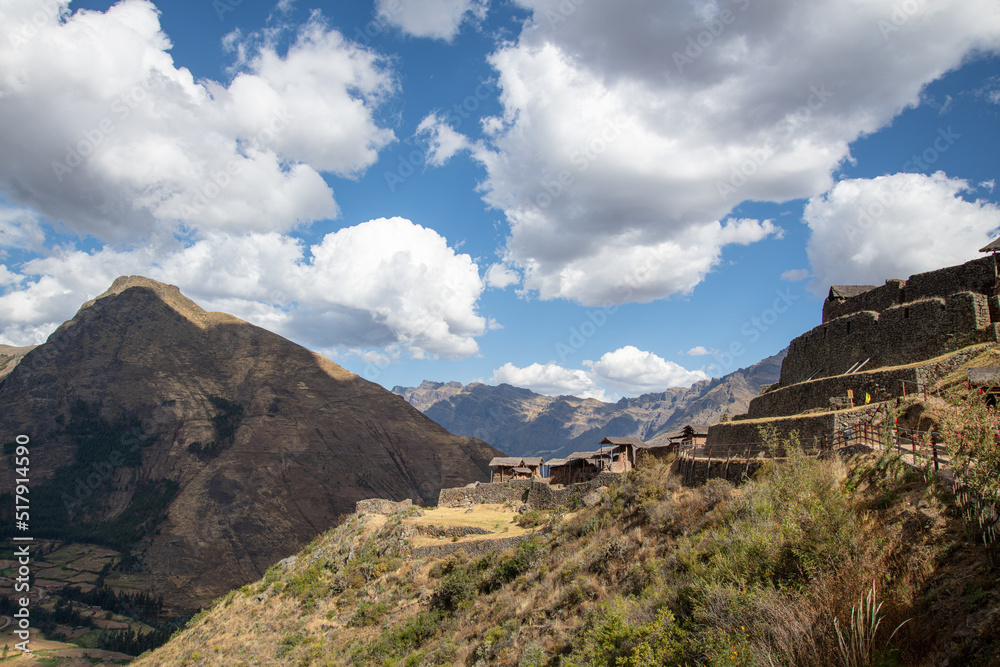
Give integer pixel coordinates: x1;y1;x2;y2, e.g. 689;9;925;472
746;345;987;420
526;472;621;509
781;292;993;386
707;404;884;449
436;472;623;509
355;498;413;515
437;481;531;507
679;458;768;487
822;257;997;323
414;525;491;539
412;534;533;560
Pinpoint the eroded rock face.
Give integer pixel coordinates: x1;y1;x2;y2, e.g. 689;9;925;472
0;276;500;613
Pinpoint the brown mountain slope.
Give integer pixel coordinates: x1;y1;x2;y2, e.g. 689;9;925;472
393;350;786;458
0;343;36;381
0;276;499;613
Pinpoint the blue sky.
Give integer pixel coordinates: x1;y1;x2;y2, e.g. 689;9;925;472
1;0;999;401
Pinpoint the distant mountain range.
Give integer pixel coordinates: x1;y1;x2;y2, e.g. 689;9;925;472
0;276;499;613
393;349;787;459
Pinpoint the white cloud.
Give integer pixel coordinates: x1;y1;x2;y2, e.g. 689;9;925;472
456;0;1000;305
802;172;1000;295
375;0;488;41
585;346;708;395
416;114;471;167
496;217;778;306
484;262;520;289
0;206;45;252
780;269;810;282
685;346;712;356
0;218;488;358
491;346;708;400
0;1;395;241
491;362;606;400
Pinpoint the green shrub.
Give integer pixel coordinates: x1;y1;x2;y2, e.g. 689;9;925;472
349;601;389;627
432;566;476;613
482;538;544;592
566;597;688;666
694;448;855;588
515;509;545;528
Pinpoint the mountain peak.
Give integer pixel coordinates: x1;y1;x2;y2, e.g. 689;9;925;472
71;275;241;330
0;277;500;612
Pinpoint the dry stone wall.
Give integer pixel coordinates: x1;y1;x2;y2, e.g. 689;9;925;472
436;472;622;509
780;292;992;386
905;256;997;302
823;280;904;323
355;498;413;515
707;404;884;449
786;257;1000;387
680;457;767;487
748;345;986;419
822;257;998;323
412;534;532;560
437;481;531;507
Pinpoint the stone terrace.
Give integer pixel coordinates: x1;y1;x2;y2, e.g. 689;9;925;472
709;254;1000;448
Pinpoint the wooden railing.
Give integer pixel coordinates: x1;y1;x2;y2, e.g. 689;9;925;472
820;423;949;472
680;424;995;563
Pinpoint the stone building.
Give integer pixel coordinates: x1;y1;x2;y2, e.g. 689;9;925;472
597;437;645;472
708;254;1000;448
489;456;543;482
547;452;601;485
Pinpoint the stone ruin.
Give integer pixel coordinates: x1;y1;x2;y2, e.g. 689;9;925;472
708;255;1000;447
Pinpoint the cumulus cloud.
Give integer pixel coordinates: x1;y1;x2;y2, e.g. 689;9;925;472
685;346;713;356
585;346;708;395
491;346;708;400
491;362;606;400
0;218;488;358
802;172;1000;294
484;262;520;289
781;269;810;282
0;0;394;241
0;206;45;252
375;0;488;41
416;114;471;167
453;0;1000;305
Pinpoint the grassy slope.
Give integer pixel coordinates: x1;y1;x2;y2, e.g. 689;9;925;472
133;450;1000;666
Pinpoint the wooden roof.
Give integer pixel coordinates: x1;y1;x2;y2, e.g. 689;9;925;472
488;456;544;468
980;238;1000;252
637;439;676;449
828;285;879;300
599;437;646;447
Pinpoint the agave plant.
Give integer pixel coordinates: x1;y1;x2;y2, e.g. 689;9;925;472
834;582;908;667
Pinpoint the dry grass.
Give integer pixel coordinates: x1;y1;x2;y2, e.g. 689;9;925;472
131;450;1000;666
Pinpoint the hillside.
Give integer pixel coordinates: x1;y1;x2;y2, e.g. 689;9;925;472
393;350;786;458
0;343;36;381
0;276;500;614
129;439;1000;666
